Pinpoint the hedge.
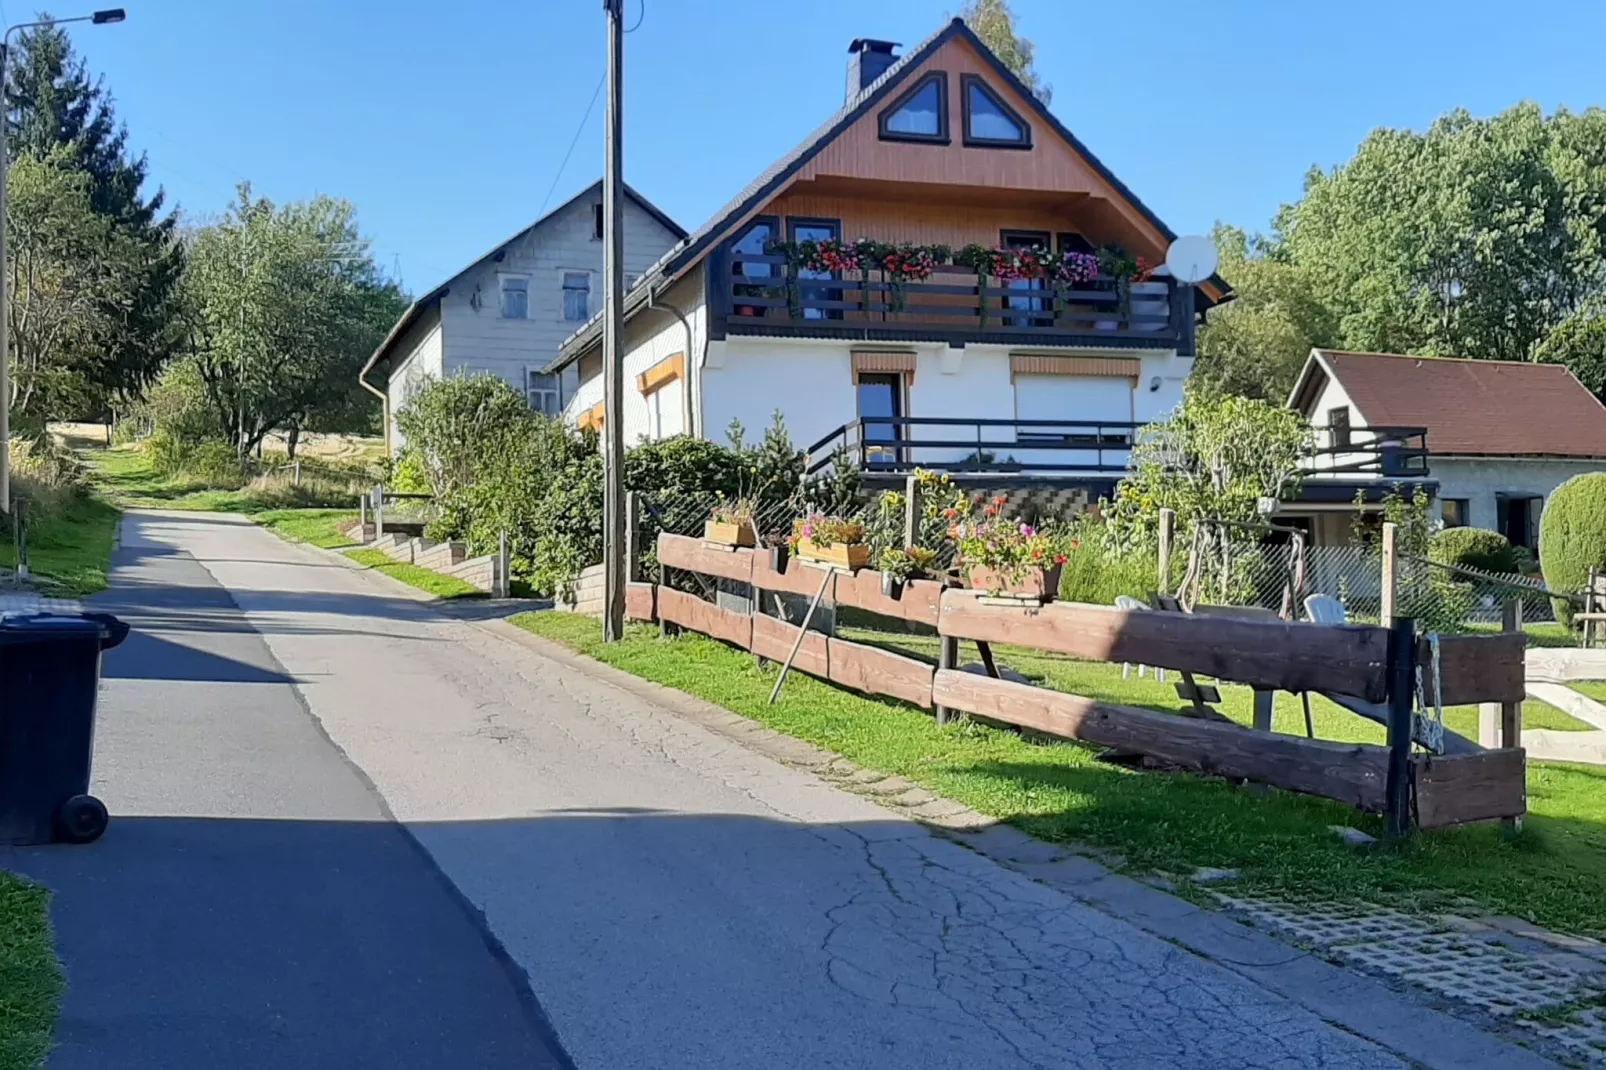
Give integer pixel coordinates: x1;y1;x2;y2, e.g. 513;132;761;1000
1429;526;1518;575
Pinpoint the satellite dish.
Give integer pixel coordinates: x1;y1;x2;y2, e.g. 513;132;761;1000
1165;235;1219;284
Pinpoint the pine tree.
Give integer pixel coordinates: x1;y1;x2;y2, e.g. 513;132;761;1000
5;16;182;415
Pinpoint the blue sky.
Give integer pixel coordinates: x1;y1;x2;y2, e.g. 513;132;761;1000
58;0;1606;295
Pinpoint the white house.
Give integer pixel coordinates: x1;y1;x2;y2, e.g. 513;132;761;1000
1287;348;1606;548
545;21;1230;498
361;181;685;447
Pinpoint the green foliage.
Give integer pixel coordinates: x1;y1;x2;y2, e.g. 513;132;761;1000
1351;485;1433;558
627;436;742;504
1107;388;1313;546
529;440;604;600
143;429;243;487
1276;103;1606;364
1057;518;1158;605
1533;308;1606;401
395;374;537;502
1430;527;1519;574
1194;224;1338;402
178;184;406;455
1539;473;1606;627
961;0;1051;103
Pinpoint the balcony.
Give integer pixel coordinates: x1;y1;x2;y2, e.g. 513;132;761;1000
806;418;1432;493
717;253;1191;349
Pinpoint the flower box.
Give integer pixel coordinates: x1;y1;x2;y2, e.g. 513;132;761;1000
795;538;870;571
966;563;1063;602
704;519;755;548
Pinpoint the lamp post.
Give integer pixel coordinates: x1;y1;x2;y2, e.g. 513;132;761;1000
0;8;125;515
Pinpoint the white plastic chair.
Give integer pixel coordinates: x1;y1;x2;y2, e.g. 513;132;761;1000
1115;595;1165;682
1295;594;1349;737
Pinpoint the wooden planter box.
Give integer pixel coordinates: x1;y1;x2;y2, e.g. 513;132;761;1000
704;519;755;548
966;563;1063;602
795;538;870;571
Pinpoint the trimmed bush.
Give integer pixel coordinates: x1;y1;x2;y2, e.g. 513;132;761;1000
1539;472;1606;627
1429;527;1518;574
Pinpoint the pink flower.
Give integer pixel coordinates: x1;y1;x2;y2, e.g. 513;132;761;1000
1019;523;1035;537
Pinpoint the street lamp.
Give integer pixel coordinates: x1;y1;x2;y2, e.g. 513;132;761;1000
0;9;125;515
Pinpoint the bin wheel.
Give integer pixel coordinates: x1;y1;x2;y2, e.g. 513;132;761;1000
57;795;108;844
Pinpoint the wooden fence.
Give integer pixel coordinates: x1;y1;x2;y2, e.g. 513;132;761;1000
640;533;1529;835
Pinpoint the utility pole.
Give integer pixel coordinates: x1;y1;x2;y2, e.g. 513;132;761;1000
600;0;627;640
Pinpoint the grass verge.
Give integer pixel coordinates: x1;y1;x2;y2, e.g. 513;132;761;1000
254;510;357;550
0;872;62;1070
1572;681;1606;707
344;549;482;599
516;611;1606;935
0;493;120;595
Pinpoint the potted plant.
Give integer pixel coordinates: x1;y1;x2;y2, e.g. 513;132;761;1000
1094;245;1139;330
705;499;758;547
877;545;939;598
789;512;870;570
954;496;1071;602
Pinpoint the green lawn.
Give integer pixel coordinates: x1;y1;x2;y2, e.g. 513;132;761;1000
0;873;62;1070
1572;681;1606;707
517;611;1606;935
83;447;361;514
0;493;120;595
254;509;357;550
344;549;483;599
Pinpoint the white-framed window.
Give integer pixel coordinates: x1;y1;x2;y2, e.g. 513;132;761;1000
645;377;684;440
500;274;530;319
526;369;561;416
562;271;591;322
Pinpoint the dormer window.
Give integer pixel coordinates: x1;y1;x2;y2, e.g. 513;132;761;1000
877;71;948;144
961;74;1029;148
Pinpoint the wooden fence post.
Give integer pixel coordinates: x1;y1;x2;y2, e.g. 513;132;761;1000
358;494;367;538
497;531;510;599
935;634;960;726
625;491;642;583
1501;597;1524;833
373;485;385;539
902;474;922;550
292;460;301;487
1157;507;1175;596
1380;521;1398;623
1385;615;1417;840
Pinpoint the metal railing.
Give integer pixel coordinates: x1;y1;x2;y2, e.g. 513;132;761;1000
805;417;1140;476
1302;424;1430;478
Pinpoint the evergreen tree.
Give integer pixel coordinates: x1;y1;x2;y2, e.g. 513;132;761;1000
5;15;182;415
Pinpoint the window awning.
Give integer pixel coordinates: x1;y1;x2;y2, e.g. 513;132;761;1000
852;350;917;382
1010;354;1141;381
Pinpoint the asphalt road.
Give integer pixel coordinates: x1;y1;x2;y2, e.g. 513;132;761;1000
3;511;1450;1068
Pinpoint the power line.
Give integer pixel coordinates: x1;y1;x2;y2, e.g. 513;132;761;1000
536;71;604;218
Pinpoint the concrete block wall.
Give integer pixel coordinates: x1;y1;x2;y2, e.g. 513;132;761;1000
416;540;468;571
362;533;502;595
444;554;498;593
555;563;607;615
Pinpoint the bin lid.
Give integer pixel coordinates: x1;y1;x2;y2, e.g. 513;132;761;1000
0;613;127;647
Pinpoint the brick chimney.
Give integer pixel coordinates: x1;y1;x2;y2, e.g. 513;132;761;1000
846;38;900;100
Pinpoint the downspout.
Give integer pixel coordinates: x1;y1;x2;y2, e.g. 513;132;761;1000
648;286;704;438
358;351;391;456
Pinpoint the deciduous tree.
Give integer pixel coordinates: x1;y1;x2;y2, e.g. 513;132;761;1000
961;0;1050;103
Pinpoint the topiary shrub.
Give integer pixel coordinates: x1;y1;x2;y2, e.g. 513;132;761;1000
1539;472;1606;627
1430;527;1519;574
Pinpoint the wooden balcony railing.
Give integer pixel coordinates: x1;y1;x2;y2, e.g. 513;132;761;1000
720;254;1186;343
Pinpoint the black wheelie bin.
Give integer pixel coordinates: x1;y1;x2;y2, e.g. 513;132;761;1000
0;611;129;844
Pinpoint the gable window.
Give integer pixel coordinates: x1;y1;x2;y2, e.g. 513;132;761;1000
1328;405;1351;449
562;271;591;322
526;370;561;416
961;74;1029;148
877;71;948;144
500;274;530;319
592;203;604;241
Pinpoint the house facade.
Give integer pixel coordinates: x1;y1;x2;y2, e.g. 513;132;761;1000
362;181;685;447
1287;349;1606;548
547;21;1230;501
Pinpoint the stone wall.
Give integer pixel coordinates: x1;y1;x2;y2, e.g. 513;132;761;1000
554;563;607;615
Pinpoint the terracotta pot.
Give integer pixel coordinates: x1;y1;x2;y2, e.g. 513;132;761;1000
704;519;755;547
965;562;1063;602
795;538;870;571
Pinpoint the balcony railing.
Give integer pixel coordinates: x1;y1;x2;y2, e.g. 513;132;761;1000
806;419;1432;481
806;417;1141;476
1301;425;1429;478
722;254;1185;343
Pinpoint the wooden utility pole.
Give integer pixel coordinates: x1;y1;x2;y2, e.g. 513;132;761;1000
600;0;627;641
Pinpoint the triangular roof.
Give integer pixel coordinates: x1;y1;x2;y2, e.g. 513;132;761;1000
1289;349;1606;458
550;17;1230;371
363;180;686;378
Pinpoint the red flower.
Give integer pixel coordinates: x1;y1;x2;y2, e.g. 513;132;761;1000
1054;554;1068;566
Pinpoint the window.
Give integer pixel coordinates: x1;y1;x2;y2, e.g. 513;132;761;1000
730;216;778;316
1498;494;1540;549
877;71;948;144
1328;406;1351;449
1441;498;1469;529
1001;230;1052;327
592;203;603;241
562;271;591;322
526;370;561;416
961;74;1029;147
500;275;530;319
789;217;842;320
